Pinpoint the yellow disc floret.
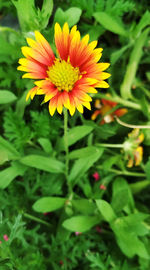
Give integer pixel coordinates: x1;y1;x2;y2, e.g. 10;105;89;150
48;59;80;92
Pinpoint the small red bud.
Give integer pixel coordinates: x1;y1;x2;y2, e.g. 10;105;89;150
100;184;106;190
92;172;100;181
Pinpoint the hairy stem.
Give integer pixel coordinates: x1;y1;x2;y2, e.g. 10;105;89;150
97;166;145;177
64;108;72;193
96;143;123;148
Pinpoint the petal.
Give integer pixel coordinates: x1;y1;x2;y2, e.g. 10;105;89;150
115;108;128;117
69;105;76;116
18;58;47;76
100;72;111;80
22;72;45;79
95;99;101;109
56;94;63;114
88;41;98;51
82;102;91;110
21;46;51;66
49;96;57;116
98;63;110;71
135;146;143;166
95;81;109;88
34;31;55;61
77;104;84;113
26;37;53;64
44;91;57;102
26;86;38;101
87;87;98;94
54;22;70;61
91;110;101;120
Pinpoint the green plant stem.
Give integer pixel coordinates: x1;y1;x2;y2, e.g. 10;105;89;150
95;93;141;110
120;28;149;99
115;116;150;129
97;166;145;177
64;108;72;193
96;143;123;148
23;213;51;227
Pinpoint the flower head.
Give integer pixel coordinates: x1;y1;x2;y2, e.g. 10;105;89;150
18;23;110;116
92;171;100;181
100;184;106;190
91;94;127;124
123;128;144;167
75;231;82;236
3;234;9;241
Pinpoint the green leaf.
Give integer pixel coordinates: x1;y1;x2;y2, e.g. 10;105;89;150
57;125;94;151
12;0;38;31
102;155;120;171
72;199;96;215
130;180;150;194
15;89;29;118
68;147;103;185
40;0;53;29
93;12;127;36
63;215;100;233
120;213;149;236
143;127;150;145
111;44;131;65
69;146;98;160
88;25;105;41
146;72;150;81
0;258;10;266
111;177;134;212
133;11;150;38
33;197;66;213
139;95;149;118
0;162;26;189
95;125;116;139
96;200;116;223
144;158;150;179
0;136;20;164
0;90;17;104
20;155;64;173
54;7;82;27
0;35;17;57
37;138;53;154
111;215;149;258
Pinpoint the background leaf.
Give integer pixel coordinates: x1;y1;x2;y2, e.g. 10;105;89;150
93;12;127;36
33;197;66;213
57;125;94;151
54;7;82;27
63;215;100;232
0;90;17;104
20;155;65;173
96;200;116;223
69;147;104;185
0;162;26;189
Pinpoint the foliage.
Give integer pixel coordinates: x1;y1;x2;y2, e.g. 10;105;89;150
0;0;150;269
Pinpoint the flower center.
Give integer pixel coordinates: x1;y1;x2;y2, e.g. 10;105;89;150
47;59;80;92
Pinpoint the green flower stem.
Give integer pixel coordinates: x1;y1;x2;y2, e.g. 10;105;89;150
23;213;51;227
95;93;141;110
120;28;149;100
115;116;150;129
64;108;72;193
97;166;145;177
96;143;123;148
